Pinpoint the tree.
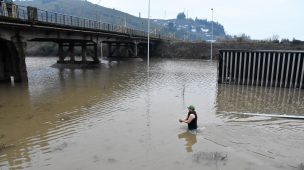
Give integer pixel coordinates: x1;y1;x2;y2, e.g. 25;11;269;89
291;38;303;45
168;22;175;32
265;34;280;43
234;33;251;42
271;34;280;41
177;12;186;20
280;38;290;44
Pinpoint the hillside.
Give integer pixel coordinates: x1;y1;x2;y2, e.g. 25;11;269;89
157;14;226;41
14;0;227;41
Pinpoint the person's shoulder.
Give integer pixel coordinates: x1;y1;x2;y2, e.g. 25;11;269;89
191;111;197;115
189;113;196;118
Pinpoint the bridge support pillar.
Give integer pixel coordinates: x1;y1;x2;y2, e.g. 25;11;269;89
116;43;122;57
0;40;10;83
134;42;138;57
81;42;87;62
10;36;28;83
0;35;28;83
69;42;75;63
108;43;113;58
92;43;100;62
100;42;103;59
102;40;150;61
58;42;65;63
12;38;28;83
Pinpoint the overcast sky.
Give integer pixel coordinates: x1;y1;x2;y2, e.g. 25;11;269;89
88;0;304;40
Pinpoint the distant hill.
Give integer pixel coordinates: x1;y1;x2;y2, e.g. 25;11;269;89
157;14;226;41
15;0;227;41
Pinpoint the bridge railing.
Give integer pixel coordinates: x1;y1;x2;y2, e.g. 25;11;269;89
0;2;172;40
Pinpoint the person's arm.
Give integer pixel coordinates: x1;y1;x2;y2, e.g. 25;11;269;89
179;114;195;124
179;117;187;122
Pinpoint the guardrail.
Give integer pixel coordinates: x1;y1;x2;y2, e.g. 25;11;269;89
0;2;173;40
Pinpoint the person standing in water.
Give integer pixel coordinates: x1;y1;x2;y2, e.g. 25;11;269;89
179;105;197;130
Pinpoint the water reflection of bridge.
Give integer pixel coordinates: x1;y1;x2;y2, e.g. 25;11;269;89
216;84;304;116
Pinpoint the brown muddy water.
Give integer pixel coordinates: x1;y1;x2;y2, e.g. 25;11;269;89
0;57;304;170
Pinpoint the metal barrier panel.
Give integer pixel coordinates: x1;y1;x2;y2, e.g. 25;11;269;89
219;50;304;89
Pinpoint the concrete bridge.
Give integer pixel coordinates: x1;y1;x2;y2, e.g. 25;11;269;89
0;2;167;83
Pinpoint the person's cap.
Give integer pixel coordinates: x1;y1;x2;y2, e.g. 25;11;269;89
187;105;195;110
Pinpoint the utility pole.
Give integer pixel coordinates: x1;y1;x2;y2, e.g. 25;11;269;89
147;0;150;68
211;8;214;61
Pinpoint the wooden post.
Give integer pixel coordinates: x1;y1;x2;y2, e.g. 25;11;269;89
265;52;271;87
299;54;304;89
221;52;225;83
247;52;252;85
243;52;247;85
289;53;296;88
252;52;257;86
257;52;261;86
294;53;301;88
280;53;286;88
275;53;281;87
261;52;266;86
229;52;233;84
234;51;237;84
225;52;229;82
285;53;291;88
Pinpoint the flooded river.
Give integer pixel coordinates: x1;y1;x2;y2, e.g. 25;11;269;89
0;57;304;170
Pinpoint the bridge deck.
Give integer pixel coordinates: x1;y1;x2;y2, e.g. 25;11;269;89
0;2;168;41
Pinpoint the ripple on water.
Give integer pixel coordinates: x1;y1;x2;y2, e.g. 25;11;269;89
1;58;303;169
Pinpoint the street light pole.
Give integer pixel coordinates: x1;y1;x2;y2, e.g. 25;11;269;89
211;8;214;61
147;0;150;68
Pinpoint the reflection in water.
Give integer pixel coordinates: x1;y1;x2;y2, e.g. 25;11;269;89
0;58;144;169
216;84;304;118
178;131;197;152
0;84;34;169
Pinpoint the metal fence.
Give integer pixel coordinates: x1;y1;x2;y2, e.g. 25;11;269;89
0;2;170;39
218;50;304;89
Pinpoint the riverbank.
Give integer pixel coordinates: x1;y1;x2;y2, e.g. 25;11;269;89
155;41;304;59
26;41;304;60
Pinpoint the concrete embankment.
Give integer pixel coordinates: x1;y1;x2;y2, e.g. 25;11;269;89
155;41;304;59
